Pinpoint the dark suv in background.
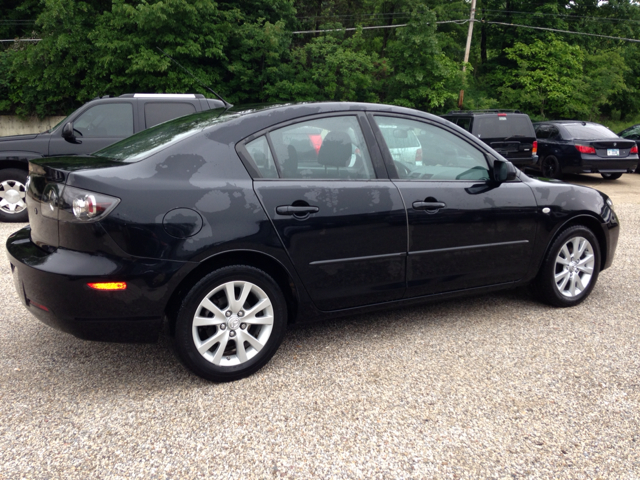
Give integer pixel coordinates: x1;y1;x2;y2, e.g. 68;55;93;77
534;121;638;180
441;110;538;169
0;93;225;222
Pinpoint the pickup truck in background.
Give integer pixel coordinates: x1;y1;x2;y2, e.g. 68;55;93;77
0;93;226;222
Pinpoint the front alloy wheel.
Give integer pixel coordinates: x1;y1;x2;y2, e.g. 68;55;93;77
0;168;29;222
533;225;601;307
174;266;287;381
553;236;595;298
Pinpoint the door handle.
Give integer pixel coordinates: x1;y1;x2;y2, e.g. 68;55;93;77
412;201;446;210
276;205;319;216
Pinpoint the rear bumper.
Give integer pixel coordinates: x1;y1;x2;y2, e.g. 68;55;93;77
508;155;538;168
564;156;638;174
6;226;192;343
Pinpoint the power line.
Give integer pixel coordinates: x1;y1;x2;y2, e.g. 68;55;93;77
481;9;640;24
484;20;640;43
292;19;468;34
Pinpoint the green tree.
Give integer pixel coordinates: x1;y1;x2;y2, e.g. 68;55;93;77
498;37;585;118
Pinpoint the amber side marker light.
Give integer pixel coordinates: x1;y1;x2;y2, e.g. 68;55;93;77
88;282;127;291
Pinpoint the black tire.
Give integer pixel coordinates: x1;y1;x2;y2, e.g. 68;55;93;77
174;265;287;382
532;225;601;308
600;172;623;180
0;168;29;223
540;155;561;179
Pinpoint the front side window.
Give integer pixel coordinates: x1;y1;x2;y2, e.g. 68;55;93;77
267;116;376;180
74;103;134;138
374;116;490;181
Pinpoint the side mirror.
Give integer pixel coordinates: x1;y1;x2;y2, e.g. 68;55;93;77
62;122;74;139
61;122;81;144
492;158;517;182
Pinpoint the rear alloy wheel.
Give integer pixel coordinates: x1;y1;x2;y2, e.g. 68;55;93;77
0;168;29;223
600;172;623;180
174;266;287;382
533;225;601;308
540;155;561;179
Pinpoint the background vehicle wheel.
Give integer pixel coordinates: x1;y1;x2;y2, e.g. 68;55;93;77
540;155;561;179
532;225;601;308
174;265;287;382
600;172;623;180
0;168;29;223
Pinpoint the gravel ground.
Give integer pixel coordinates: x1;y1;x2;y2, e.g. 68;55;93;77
1;174;639;479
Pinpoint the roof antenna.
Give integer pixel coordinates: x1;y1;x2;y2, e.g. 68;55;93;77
156;47;232;108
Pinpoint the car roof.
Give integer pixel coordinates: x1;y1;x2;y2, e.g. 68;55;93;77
443;110;526;116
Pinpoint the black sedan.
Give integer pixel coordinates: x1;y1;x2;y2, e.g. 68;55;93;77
618;123;640;173
533;120;638;179
6;103;619;382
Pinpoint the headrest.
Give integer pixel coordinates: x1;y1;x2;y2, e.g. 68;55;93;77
317;131;352;168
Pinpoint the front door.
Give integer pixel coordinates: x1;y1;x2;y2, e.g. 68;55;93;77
49;102;135;156
242;115;407;311
370;114;539;297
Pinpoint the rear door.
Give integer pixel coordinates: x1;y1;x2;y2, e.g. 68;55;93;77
239;113;408;311
370;114;538;297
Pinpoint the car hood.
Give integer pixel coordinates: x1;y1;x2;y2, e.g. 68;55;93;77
0;133;39;142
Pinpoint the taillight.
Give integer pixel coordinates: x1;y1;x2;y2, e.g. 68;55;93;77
415;148;423;165
630;145;638;154
575;144;596;154
59;186;120;222
532;140;537;155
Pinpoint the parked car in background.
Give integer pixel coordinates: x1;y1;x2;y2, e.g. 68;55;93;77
0;93;226;222
7;102;619;382
617;123;640;173
534;121;638;179
378;125;423;165
440;110;538;169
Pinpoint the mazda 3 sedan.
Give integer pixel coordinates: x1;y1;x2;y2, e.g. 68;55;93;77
6;103;619;382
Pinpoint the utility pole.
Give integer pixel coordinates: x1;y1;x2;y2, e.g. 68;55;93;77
458;0;477;109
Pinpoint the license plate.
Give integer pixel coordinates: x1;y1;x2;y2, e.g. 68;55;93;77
607;149;620;156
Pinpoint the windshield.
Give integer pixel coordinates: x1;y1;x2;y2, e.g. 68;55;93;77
94;107;228;162
562;124;618;140
46;115;69;133
474;115;535;138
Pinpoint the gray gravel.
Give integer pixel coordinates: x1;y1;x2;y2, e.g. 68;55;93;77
1;174;639;479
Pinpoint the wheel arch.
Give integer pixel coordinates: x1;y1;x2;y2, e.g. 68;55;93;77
545;214;608;271
0;159;30;172
165;250;299;335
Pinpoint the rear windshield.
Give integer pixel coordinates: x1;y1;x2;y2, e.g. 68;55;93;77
93;108;227;162
473;115;535;139
561;124;618;140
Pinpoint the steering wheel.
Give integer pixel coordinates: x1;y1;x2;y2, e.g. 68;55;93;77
73;128;83;136
394;161;411;178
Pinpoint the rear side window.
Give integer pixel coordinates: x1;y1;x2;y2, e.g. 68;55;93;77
474;115;535;139
456;118;472;132
74;103;133;137
267;116;376;180
145;102;197;128
245;136;278;178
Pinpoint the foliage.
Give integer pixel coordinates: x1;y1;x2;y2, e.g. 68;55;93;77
2;0;640;130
